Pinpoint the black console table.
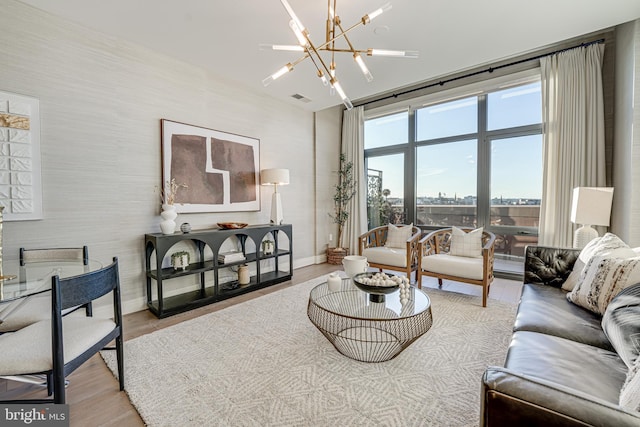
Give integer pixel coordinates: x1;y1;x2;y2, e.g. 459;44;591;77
144;224;293;318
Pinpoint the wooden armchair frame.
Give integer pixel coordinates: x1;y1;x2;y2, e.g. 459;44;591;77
418;227;496;307
359;225;422;282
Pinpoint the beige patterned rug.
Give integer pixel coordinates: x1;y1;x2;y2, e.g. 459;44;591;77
102;275;517;426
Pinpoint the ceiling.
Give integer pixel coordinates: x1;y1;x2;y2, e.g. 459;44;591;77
16;0;640;112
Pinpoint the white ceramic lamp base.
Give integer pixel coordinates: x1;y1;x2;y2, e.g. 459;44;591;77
573;224;598;249
270;191;283;225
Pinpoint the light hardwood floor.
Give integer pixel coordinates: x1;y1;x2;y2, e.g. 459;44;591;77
0;263;523;426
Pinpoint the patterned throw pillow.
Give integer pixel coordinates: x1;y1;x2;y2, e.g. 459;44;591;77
562;233;636;292
385;223;413;249
620;358;640;412
602;284;640;369
450;226;483;258
567;255;640;315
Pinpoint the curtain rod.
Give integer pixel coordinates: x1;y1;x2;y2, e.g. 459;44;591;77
354;38;606;108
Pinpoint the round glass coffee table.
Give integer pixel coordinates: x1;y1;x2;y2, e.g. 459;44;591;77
307;277;433;362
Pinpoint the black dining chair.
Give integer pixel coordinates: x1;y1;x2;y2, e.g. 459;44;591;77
0;257;124;404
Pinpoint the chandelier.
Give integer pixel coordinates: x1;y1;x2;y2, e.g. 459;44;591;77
262;0;418;110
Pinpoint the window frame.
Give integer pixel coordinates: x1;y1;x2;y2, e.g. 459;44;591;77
363;69;543;241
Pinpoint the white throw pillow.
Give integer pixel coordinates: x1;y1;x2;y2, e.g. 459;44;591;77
566;255;640;315
620;358;640;412
385;223;413;249
562;233;636;292
450;226;483;258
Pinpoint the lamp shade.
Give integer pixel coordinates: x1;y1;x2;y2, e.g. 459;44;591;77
570;187;614;226
261;169;290;186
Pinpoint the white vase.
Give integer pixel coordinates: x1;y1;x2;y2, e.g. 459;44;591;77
160;204;177;235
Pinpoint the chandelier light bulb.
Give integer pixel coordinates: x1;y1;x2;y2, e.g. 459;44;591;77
354;53;373;82
317;70;329;86
280;0;306;33
364;2;392;23
262;63;294;86
368;48;418;58
260;43;305;52
288;20;309;47
331;78;353;110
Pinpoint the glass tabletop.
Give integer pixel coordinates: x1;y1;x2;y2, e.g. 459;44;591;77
0;259;103;302
309;277;431;320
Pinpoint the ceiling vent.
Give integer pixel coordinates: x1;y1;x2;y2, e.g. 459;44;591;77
291;93;311;103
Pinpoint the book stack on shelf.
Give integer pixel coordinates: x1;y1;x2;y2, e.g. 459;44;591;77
218;251;246;264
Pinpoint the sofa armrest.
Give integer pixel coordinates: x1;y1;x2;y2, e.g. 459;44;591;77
481;367;640;427
524;246;580;287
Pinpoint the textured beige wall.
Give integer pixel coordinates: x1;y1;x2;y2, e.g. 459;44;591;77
0;0;333;314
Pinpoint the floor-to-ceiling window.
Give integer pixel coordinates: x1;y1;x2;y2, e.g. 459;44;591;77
364;72;543;275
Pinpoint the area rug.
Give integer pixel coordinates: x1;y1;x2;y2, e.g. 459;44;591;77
102;275;517;427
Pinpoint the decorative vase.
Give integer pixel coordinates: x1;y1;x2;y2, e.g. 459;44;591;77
238;264;250;287
327;272;341;292
180;222;192;233
160;204;177;235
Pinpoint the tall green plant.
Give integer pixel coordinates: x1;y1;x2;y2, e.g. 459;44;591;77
329;153;357;249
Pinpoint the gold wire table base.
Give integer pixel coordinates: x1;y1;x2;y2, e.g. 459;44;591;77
307;279;433;363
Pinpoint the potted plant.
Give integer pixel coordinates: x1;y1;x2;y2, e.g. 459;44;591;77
170;251;190;270
327;153;357;264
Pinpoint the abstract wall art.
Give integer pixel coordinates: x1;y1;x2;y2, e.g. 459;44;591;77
161;119;260;213
0;90;42;221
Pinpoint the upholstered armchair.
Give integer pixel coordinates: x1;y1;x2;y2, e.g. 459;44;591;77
359;224;422;282
418;227;496;307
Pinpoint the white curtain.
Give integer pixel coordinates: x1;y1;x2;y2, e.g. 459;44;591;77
342;106;367;255
538;43;606;247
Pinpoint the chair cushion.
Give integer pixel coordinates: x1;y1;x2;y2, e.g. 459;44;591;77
0;316;116;375
450;226;483;258
385;223;413;249
421;254;483;280
363;246;407;268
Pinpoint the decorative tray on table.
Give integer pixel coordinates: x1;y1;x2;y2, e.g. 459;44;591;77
217;222;249;229
352;272;402;294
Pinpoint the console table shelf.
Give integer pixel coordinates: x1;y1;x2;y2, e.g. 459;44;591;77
144;224;293;318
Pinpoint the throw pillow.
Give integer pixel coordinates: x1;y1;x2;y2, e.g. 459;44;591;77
562;233;636;292
450;226;483;258
567;255;640;315
602;284;640;369
620;358;640;412
385;223;413;249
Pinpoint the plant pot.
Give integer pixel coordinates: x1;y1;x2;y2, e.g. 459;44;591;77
326;247;348;265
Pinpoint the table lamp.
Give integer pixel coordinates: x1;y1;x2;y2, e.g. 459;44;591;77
261;168;289;224
570;187;614;249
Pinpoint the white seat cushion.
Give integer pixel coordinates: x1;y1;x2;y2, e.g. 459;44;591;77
363;246;408;268
421;254;483;280
0;316;116;375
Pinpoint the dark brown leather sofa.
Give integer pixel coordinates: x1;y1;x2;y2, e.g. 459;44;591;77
481;245;640;426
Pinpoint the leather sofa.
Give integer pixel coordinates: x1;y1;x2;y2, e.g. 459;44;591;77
480;245;640;426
